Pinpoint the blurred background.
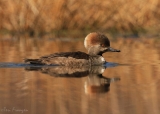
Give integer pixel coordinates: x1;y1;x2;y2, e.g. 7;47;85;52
0;1;160;114
0;0;160;37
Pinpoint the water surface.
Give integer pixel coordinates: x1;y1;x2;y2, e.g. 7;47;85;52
0;37;159;114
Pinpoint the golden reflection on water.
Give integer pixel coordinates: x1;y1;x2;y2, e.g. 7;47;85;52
0;37;159;114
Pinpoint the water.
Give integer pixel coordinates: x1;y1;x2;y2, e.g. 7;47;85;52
0;37;159;114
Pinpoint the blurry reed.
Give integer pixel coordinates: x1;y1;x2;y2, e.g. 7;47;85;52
0;0;160;36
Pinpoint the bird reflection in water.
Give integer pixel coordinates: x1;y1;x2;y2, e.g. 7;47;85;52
25;62;120;94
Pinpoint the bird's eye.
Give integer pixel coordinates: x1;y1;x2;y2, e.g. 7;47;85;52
101;44;105;47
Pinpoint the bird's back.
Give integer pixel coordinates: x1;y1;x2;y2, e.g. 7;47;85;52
25;51;90;66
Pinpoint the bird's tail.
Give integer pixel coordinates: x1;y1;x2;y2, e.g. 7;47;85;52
24;59;44;65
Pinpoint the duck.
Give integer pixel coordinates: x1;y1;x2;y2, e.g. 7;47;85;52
24;32;120;66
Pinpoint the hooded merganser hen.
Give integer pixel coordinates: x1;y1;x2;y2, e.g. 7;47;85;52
25;32;120;66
